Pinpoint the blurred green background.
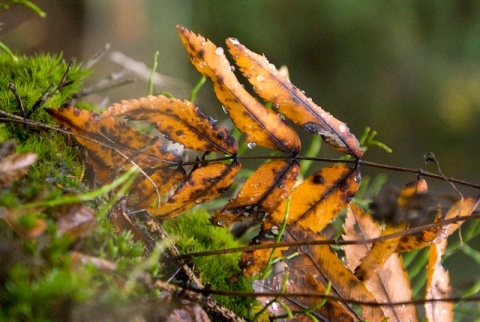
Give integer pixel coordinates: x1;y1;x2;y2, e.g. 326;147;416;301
3;0;479;191
2;0;480;312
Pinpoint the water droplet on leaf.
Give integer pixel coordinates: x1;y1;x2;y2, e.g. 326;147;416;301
215;47;224;55
256;75;265;82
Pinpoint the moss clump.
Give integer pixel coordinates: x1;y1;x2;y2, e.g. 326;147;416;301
163;209;256;318
0;53;93;208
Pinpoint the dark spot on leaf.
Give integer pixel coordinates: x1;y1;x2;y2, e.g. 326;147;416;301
312;174;324;184
198;49;205;58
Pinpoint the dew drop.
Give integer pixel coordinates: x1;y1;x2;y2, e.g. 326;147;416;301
199;61;207;68
269;63;276;70
208;116;218;125
192;57;197;62
229;38;240;45
256;75;265;82
277;113;286;120
230;65;235;72
273;103;280;109
215;47;224;55
222;106;228;114
200;41;206;46
253;85;263;93
247;142;256;149
234;54;239;59
339;124;347;133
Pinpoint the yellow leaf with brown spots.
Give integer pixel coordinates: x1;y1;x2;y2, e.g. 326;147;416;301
240;164;359;277
226;38;363;158
102;95;238;155
211;159;299;227
47;107;181;182
177;25;301;154
152;161;241;219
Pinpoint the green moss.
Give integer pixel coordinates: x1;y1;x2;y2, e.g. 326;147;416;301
163;209;256;317
0;53;93;208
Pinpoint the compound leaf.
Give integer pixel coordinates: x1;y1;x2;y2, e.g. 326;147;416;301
241;164;359;277
177;25;301;154
151;161;241;219
47;107;181;182
212;159;300;227
226;38;363;158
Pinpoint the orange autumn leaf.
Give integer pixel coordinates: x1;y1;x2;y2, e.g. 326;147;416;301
152;161;241;219
241;164;359;277
273;164;359;233
344;204;418;321
226;38;363;158
425;238;453;322
177;25;301;154
102;95;238;155
128;167;186;210
47;106;181;182
211;159;299;227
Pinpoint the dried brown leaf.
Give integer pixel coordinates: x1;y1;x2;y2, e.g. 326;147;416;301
0;207;46;238
0;152;38;187
425;238;453;322
356;179;428;282
56;202;97;239
344;204;418;321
